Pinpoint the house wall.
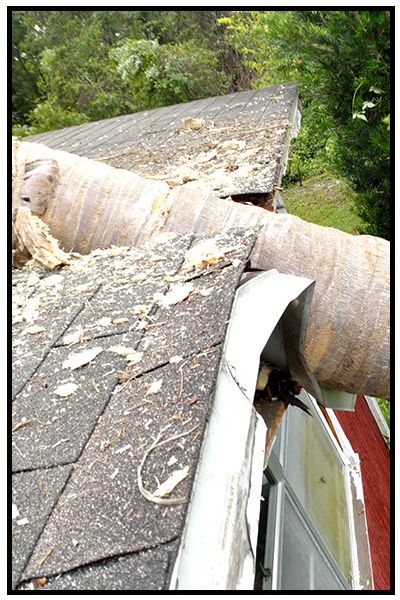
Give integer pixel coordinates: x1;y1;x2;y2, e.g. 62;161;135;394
335;395;390;590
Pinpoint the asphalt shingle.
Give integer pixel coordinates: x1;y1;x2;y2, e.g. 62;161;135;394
12;228;257;590
19;541;178;591
12;465;73;589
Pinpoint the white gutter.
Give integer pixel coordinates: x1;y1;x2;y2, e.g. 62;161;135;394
169;269;315;590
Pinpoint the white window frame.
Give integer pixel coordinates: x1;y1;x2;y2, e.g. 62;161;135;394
258;392;373;590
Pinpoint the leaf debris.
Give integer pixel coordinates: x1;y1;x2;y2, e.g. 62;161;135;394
154;281;194;308
61;329;85;346
146;379;163;395
108;346;144;364
153;466;190;498
63;347;103;370
54;382;78;398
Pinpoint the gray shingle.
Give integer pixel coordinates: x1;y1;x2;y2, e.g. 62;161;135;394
12;465;73;589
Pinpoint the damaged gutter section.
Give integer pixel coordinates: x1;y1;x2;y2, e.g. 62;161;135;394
170;269;316;590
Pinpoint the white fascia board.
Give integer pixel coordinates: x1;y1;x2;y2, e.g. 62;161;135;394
170;269;314;591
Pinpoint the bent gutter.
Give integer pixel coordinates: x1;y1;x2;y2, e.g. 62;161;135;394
169;269;316;590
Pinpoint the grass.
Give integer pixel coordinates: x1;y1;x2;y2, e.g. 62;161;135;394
377;399;390;430
282;171;390;429
282;172;363;234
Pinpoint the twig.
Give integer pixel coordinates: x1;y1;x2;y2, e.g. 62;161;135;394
225;361;253;405
137;423;198;505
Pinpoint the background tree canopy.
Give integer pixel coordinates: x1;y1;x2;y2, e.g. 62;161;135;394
11;9;390;239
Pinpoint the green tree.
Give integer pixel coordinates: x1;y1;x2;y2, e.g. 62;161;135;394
12;11;144;133
11;10;251;134
221;10;391;239
111;38;230;108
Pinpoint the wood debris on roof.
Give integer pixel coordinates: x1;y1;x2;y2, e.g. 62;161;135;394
28;83;300;205
12;228;258;590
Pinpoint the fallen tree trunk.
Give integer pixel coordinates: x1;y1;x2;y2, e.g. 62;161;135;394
12;139;390;399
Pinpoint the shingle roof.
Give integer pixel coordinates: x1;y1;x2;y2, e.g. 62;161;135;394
12;228;258;590
27;83;299;200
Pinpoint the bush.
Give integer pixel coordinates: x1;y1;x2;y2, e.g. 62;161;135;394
13;98;89;136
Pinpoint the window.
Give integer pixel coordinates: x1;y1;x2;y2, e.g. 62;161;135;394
254;390;368;590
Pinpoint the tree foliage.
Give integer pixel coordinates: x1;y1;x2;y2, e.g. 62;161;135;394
11;10;247;134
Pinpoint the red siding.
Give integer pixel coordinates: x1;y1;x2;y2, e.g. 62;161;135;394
335;396;390;590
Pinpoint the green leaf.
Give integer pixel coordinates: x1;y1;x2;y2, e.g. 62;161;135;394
382;115;390;131
369;86;383;94
362;101;375;110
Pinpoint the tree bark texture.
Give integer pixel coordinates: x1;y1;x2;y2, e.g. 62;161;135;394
12;139;390;399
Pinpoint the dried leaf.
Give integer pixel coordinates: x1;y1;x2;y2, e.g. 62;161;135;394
169;355;183;364
131;273;147;284
75;283;92;293
24;325;45;335
218;139;247;151
197;149;217;163
62;329;85;346
133;304;149;315
153;466;190;498
97;316;112;327
127;352;144;365
108;345;135;356
22;297;40;324
154;282;194;308
164;274;181;283
112;317;129;324
199;287;214;297
146;379;163;395
54;382;78;398
108;346;144;364
63;347;103;370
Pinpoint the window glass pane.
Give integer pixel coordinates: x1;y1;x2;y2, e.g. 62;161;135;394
282;394;352;582
279;491;347;590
